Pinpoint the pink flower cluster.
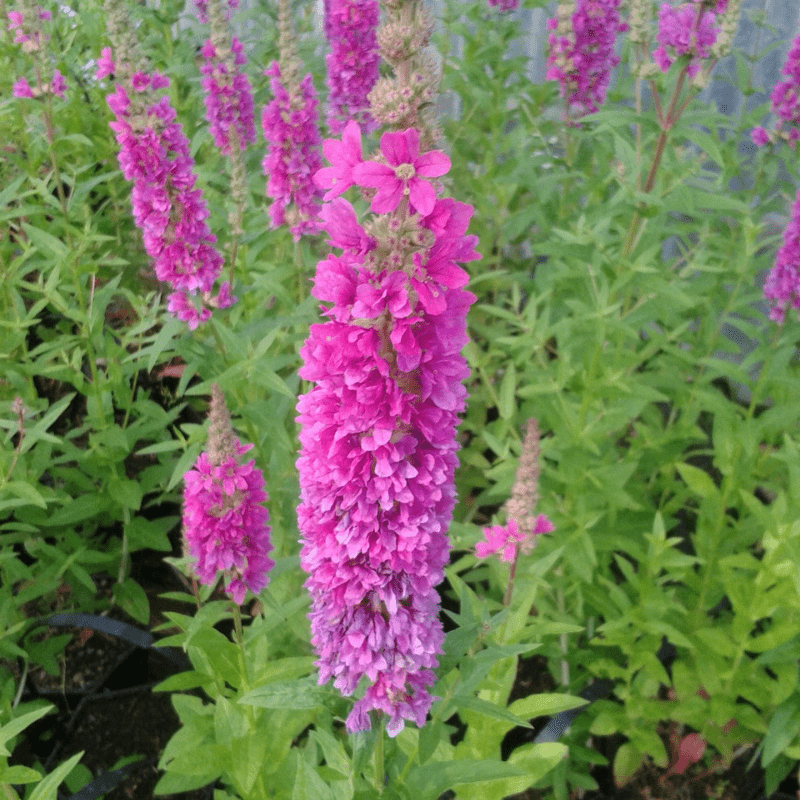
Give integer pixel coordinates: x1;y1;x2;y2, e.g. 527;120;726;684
653;1;726;78
488;0;518;10
475;516;554;563
12;70;66;98
103;62;231;328
261;62;324;239
764;189;800;324
200;37;256;155
546;0;627;118
297;123;478;737
8;7;67;99
324;0;380;133
183;439;273;605
752;32;800;149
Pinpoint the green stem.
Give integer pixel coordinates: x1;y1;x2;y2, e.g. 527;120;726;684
374;714;385;795
231;602;251;692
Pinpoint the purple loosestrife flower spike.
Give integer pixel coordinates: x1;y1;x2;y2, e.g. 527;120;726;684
261;0;323;239
105;74;231;328
546;0;627;120
324;0;380;134
198;0;255;156
298;121;479;738
100;0;231;327
752;30;800;149
652;1;724;80
764;190;800;324
183;384;274;605
8;4;67;99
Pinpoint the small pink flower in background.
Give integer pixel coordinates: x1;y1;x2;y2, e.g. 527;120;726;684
488;0;518;10
653;1;723;78
314;119;363;201
546;0;627;119
51;69;66;98
96;46;115;79
13;76;34;98
261;62;324;239
751;32;800;149
352;127;451;216
200;36;256;155
183;384;273;605
476;515;553;562
324;0;380;133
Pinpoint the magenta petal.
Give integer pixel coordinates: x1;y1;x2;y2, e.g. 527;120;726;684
370;183;404;214
381;129;417;166
415;151;451;178
408;179;436;216
353;161;395;189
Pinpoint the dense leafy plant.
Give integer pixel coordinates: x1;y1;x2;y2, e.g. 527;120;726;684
2;0;800;798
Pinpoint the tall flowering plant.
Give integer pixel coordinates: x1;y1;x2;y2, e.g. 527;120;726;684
296;121;479;736
98;0;232;328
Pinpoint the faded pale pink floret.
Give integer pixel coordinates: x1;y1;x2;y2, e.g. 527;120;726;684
298;126;478;737
546;0;627;118
106;74;227;324
653;1;723;79
476;515;553;562
200;37;256;154
261;61;324;239
765;188;800;324
183;440;274;605
352;128;451;216
324;0;380;133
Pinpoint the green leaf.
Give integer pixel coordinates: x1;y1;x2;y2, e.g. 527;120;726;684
613;742;643;787
509;693;588;719
20;222;69;259
153;671;214;692
762;695;800;767
43;494;112;527
675;463;718;500
109;477;143;511
2;481;47;509
498;363;516;420
239;676;339;710
27;751;83;800
112;578;150;625
0;705;53;756
405;759;528;797
455;696;532;729
0;764;43;783
126;516;174;552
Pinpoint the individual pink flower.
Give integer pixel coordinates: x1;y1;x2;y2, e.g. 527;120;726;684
96;47;115;80
261;62;324;239
182;385;273;605
50;69;66;98
12;77;33;98
352;128;450;216
314;120;364;201
324;0;380;133
476;516;553;562
546;0;627;119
